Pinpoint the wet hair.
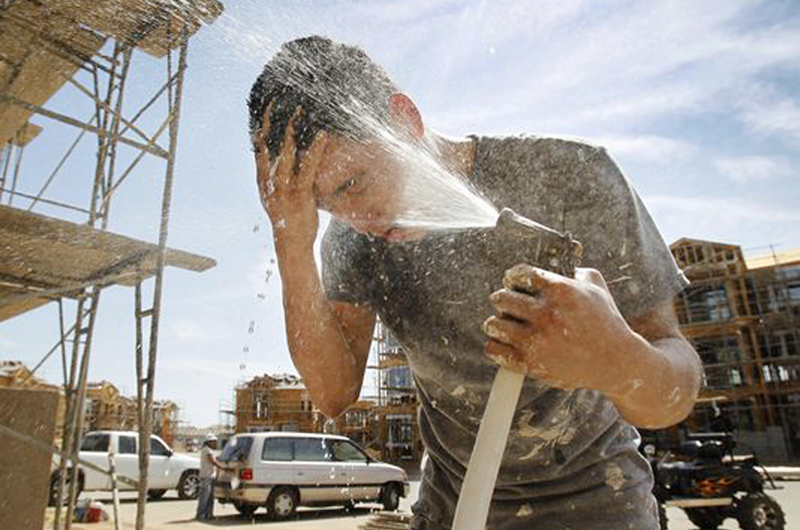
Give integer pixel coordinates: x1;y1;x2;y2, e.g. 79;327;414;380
247;36;400;158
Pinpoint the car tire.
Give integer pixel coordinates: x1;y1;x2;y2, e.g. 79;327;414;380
266;486;298;520
233;500;258;517
48;469;83;506
177;470;199;500
381;483;401;512
147;489;167;501
737;493;786;530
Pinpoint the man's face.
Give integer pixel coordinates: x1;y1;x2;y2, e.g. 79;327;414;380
314;134;425;242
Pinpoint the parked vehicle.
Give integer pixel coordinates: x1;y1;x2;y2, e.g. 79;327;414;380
644;432;785;530
215;432;409;519
49;430;200;505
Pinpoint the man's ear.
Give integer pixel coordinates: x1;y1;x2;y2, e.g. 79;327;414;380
388;93;424;139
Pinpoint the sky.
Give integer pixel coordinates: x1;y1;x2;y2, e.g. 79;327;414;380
2;0;799;427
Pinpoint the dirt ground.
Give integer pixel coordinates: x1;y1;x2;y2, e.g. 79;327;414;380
44;479;800;530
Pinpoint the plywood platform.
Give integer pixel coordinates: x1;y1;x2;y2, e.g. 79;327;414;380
0;204;216;321
0;0;223;146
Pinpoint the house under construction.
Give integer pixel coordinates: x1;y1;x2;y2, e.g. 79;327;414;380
670;239;800;462
233;373;319;433
229;322;424;464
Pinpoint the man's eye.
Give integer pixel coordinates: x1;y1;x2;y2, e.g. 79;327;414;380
345;176;358;189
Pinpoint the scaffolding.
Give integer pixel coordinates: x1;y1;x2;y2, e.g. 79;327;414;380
0;0;222;528
367;321;422;462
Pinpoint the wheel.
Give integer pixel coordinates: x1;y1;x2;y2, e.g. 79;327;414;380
266;486;298;520
657;502;668;530
343;500;356;512
381;483;401;511
686;507;725;530
736;493;785;530
177;470;199;500
233;500;258;517
147;489;167;501
48;469;83;506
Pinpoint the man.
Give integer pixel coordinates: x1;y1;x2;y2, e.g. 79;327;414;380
196;435;224;521
248;36;703;529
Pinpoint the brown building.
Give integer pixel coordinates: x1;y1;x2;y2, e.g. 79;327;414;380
670;239;800;462
0;365;180;445
81;381;178;443
234;374;319;433
85;381;131;431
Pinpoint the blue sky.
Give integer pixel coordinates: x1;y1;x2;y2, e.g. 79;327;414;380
2;0;799;427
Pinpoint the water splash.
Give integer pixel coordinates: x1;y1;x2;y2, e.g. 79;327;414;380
235;23;499;232
341;100;499;231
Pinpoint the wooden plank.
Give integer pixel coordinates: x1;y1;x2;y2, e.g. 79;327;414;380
0;205;216;321
0;1;105;146
45;0;223;58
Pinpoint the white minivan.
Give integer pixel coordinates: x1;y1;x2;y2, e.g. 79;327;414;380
215;432;409;518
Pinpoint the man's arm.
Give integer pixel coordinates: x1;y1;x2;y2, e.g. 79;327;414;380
484;265;703;429
276;236;376;417
602;301;702;428
256;106;376;418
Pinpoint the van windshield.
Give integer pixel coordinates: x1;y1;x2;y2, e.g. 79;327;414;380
220;436;253;462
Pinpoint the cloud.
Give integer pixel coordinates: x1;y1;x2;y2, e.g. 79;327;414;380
593;135;698;164
647;195;800;222
404;0;800;136
738;90;800;143
713;155;792;184
170;318;212;343
644;194;800;248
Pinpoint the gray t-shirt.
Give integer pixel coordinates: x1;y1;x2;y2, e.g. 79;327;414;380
321;135;688;529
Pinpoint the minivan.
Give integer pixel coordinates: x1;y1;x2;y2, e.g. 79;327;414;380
214;432;409;518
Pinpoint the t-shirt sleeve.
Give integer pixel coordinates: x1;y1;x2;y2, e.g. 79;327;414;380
564;147;689;320
320;219;377;305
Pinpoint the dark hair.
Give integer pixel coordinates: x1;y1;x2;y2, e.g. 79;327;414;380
247;36;399;158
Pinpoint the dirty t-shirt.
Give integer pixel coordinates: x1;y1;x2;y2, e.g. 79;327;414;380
321;136;688;530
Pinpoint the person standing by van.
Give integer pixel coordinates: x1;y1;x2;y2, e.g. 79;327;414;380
196;435;224;520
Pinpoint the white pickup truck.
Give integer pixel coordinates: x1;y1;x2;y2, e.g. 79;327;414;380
49;430;200;504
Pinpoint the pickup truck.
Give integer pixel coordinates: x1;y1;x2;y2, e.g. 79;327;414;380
49;430;200;504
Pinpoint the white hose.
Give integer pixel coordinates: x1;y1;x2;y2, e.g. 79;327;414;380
451;366;525;530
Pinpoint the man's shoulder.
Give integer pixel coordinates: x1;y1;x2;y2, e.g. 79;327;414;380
474;133;607;165
471;134;615;203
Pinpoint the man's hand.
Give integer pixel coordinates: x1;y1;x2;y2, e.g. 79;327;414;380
483;263;702;428
255;103;329;250
482;264;634;393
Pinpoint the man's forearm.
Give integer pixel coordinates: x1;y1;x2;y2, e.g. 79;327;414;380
605;334;702;429
275;239;364;417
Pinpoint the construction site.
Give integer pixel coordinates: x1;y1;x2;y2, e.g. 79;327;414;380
227;321;423;464
1;0;798;529
0;0;221;529
669;239;800;462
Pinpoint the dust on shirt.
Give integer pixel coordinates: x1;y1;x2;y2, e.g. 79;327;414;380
321;135;687;529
